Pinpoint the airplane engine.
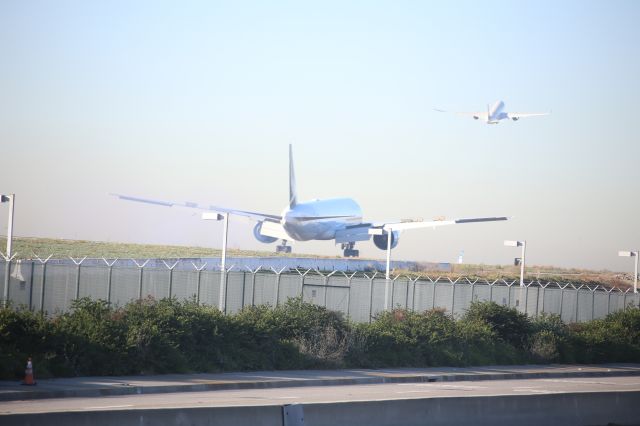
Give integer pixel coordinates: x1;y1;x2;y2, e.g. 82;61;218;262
511;117;519;121
253;222;278;244
473;116;479;120
373;231;399;250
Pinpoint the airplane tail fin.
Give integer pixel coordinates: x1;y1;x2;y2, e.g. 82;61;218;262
289;144;297;208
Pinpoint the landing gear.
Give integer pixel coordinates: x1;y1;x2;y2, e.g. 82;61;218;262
341;242;359;258
276;240;292;254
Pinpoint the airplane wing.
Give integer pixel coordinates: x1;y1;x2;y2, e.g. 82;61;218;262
507;112;550;120
434;109;488;121
110;193;282;222
372;216;508;232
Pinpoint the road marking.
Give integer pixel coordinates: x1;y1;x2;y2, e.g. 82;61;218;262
429;384;487;390
513;388;554;394
84;404;134;410
541;379;618;385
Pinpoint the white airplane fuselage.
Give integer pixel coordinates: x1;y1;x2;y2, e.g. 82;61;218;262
281;198;363;241
485;100;507;124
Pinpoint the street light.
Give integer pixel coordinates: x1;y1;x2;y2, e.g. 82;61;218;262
203;212;229;312
505;240;526;287
1;194;15;307
618;250;638;294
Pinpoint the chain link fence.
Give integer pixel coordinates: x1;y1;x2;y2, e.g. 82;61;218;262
2;258;638;322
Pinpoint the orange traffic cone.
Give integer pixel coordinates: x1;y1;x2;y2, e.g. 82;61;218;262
22;357;36;386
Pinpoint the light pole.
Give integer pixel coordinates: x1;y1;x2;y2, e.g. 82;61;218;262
618;250;638;294
505;240;526;287
203;212;229;311
1;194;15;307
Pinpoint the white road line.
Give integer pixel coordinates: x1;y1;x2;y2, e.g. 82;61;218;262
513;388;554;394
84;404;134;410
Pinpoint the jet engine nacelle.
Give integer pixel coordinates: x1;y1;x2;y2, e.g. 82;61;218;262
473;116;479;120
511;117;519;121
253;222;278;244
373;230;399;250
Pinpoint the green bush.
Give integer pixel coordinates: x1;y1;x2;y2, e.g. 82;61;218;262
570;308;640;363
347;309;460;367
0;306;51;378
2;299;639;380
462;301;533;350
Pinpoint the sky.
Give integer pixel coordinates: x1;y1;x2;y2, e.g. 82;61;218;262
1;1;639;271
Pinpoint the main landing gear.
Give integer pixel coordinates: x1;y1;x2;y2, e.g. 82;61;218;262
342;242;359;258
276;240;292;254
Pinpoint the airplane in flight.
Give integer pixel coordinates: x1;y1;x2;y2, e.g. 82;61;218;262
436;100;549;124
112;145;507;258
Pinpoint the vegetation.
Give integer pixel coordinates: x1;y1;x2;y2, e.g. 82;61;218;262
2;298;639;380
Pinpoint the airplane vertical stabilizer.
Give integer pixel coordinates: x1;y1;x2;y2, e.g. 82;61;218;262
289;144;297;208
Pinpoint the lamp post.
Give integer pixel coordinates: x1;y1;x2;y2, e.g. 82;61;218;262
1;194;15;307
203;212;229;311
618;250;638;294
505;240;526;287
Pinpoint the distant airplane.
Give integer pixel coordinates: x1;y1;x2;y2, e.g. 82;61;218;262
435;100;549;124
112;146;507;257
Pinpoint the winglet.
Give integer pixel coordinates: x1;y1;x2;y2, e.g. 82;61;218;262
289;144;297;208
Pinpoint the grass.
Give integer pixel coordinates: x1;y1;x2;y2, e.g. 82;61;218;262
1;236;634;290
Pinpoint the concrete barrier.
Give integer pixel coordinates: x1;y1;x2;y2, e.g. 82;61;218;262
1;405;283;426
3;391;639;426
302;391;640;426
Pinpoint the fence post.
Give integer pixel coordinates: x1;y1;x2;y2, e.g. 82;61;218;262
132;259;149;300
162;260;179;299
364;272;378;323
389;274;400;310
468;278;477;305
574;285;583;322
489;279;496;303
293;268;311;303
431;276;439;309
559;284;567;320
403;276;410;310
220;265;234;314
102;258;118;304
247;266;263;306
191;261;207;305
507;280;513;307
1;252;17;307
410;276;421;311
271;267;287;307
450;277;460;316
34;254;52;314
624;288;631;310
341;272;357;318
69;256;87;301
28;260;35;311
590;285;598;320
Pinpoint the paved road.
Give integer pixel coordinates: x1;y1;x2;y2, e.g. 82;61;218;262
2;376;639;415
3;363;639;401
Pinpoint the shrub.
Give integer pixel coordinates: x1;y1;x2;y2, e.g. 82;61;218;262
0;306;51;378
462;301;533;350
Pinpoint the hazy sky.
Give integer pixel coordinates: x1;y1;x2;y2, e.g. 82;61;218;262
1;1;639;271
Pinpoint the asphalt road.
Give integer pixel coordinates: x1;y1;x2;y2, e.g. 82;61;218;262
2;376;639;416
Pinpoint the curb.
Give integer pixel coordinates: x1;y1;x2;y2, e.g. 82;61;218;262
2;369;639;402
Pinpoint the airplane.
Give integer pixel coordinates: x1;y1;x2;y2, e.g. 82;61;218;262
112;145;508;258
435;100;549;124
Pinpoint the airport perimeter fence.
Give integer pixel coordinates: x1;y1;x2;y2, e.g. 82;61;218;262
1;258;638;323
